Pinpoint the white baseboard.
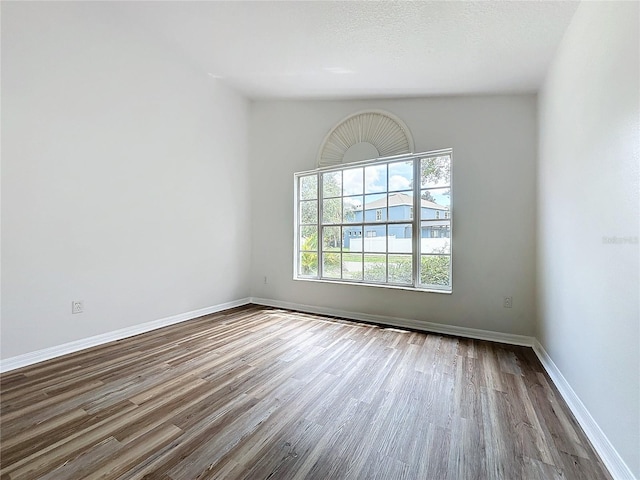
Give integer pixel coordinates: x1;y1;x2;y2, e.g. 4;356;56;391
249;297;536;347
0;297;251;373
532;340;636;480
1;297;633;480
251;297;634;480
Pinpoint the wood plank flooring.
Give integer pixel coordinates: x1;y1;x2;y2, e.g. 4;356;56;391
1;305;612;479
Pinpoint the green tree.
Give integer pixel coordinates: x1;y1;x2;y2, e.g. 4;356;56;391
421;190;435;202
300;231;340;275
300;231;318;275
420;155;450;187
320;172;356;248
388;256;412;284
420;255;450;286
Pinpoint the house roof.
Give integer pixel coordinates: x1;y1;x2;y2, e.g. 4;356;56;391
363;192;448;211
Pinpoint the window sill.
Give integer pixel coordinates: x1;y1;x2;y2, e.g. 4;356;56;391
293;276;452;294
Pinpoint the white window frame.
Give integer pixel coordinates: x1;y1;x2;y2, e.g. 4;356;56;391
294;149;452;293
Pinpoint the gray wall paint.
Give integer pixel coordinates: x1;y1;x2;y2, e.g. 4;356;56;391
249;96;537;336
538;1;639;476
1;2;252;359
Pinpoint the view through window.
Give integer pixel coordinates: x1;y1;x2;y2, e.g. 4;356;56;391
295;150;452;292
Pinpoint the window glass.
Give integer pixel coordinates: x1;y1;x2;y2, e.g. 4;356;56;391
295;150;452;292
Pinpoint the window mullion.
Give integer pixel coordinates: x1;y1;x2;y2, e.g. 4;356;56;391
412;158;420;286
295;150;451;292
385;167;389;283
318;172;324;279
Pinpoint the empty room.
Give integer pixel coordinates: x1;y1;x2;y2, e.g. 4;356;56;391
1;1;638;479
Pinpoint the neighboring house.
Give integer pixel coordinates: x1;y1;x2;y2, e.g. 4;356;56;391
343;192;450;249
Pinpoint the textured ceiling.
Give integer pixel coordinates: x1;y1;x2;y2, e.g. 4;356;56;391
118;1;579;99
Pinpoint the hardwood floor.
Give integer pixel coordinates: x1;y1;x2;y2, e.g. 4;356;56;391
1;305;611;479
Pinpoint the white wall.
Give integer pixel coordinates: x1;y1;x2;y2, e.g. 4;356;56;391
250;96;537;336
1;2;251;359
538;1;639;477
2;1;636;474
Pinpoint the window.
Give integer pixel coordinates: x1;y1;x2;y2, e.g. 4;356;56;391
295;150;452;292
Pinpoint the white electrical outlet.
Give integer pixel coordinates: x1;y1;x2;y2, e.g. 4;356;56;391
503;297;512;308
72;301;83;314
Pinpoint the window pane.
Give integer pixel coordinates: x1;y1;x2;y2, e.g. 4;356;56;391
323;171;342;198
299;252;318;277
364;254;386;282
388;255;412;284
388;191;413;221
300;200;317;224
295;150;451;292
421;255;450;286
421;224;451;253
343;225;363;252
363;225;386;252
299;175;318;200
300;225;318;251
322;198;341;224
365;164;387;193
322;253;341;279
343;167;363;196
364;194;386;222
420;188;450;215
343;196;363;223
388;224;412;253
421;155;451;188
343;253;363;280
322;226;342;251
388;161;413;191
